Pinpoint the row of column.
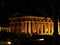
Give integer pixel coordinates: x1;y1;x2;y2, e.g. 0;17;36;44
20;21;54;35
10;21;54;35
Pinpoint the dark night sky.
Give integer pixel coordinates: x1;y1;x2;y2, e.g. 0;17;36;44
0;0;60;26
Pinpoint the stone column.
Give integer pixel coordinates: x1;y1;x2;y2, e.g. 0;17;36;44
37;22;40;34
25;21;27;34
27;21;31;34
46;23;48;34
48;23;50;34
52;22;54;35
44;22;46;34
41;22;43;34
32;21;36;33
43;20;46;34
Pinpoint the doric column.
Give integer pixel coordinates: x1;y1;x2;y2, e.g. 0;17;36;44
46;23;48;35
32;21;36;33
27;21;31;34
52;22;54;35
37;21;40;34
25;21;27;34
48;23;50;34
43;20;46;34
44;22;46;34
41;23;43;34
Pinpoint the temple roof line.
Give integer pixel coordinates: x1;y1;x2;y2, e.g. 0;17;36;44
9;15;52;21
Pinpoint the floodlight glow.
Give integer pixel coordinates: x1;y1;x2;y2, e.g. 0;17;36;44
7;41;11;44
36;38;44;41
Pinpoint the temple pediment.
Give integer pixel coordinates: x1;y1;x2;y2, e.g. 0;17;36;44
9;15;46;20
20;16;45;19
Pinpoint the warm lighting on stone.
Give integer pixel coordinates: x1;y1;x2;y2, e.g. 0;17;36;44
34;30;36;33
9;16;54;35
46;29;48;32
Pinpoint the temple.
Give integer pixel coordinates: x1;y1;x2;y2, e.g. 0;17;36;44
9;16;54;35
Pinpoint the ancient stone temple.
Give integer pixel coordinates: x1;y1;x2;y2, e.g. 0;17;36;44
9;16;54;35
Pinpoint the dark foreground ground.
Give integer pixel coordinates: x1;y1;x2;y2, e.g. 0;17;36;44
0;31;60;45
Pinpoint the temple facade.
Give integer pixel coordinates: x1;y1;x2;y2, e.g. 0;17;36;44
9;16;54;35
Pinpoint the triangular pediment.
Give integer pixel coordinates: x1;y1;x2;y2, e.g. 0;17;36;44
20;15;45;19
9;15;45;20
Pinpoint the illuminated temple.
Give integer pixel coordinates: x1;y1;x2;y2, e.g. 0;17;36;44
9;16;54;35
